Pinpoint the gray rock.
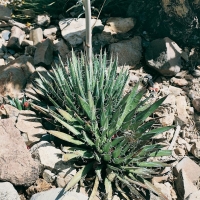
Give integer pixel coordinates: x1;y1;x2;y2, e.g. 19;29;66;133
25;45;37;56
0;118;39;186
16;110;47;144
21;39;34;47
53;38;70;62
175;169;198;199
145;37;183;76
30;28;43;46
35;14;50;27
7;26;25;50
59;18;103;47
31;141;76;174
0;55;35;97
34;38;54;67
44;26;58;38
56;170;74;188
30;189;88;200
174;157;200;183
109;36;142;66
1;30;11;41
42;169;56;183
0;5;12;20
0;182;20;200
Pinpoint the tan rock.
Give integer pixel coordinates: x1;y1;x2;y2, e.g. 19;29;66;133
171;77;188;86
0;55;35;97
16;110;46;144
176;96;189;125
0;118;39;186
104;17;136;34
174;157;200;183
191;141;200;159
153;182;172;200
186;190;200;200
26;178;52;197
7;26;25;50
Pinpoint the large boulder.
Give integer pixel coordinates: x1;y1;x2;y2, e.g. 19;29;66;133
0;118;40;186
109;36;142;67
59;18;103;47
34;38;54;67
31;141;76;174
0;55;35;97
145;37;187;76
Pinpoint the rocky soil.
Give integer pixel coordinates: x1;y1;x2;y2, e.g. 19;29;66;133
0;1;200;200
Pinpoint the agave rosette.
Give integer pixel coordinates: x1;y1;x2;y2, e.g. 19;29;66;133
32;51;172;200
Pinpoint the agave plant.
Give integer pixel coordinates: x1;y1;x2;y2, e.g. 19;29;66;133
7;95;30;110
32;52;173;200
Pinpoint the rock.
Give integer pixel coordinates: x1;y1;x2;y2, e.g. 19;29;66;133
43;169;56;183
0;104;20;119
0;5;12;20
191;141;200;159
0;58;5;66
34;39;54;67
174;157;200;183
192;69;200;77
53;38;70;62
168;85;183;96
109;36;142;66
26;178;52;197
153;182;172;200
59;18;103;47
176;96;189;125
161;0;194;24
1;30;11;41
145;37;183;76
30;189;88;200
35;14;50;27
44;26;58;38
15;110;47;144
0;182;20;200
25;45;37;56
56;171;74;188
171;77;188;86
175;169;198;199
174;147;185;156
104;17;136;34
0;118;39;186
7;26;25;50
30;28;43;46
31;141;76;174
192;98;200;112
185;190;200;200
0;55;35;97
21;39;34;47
